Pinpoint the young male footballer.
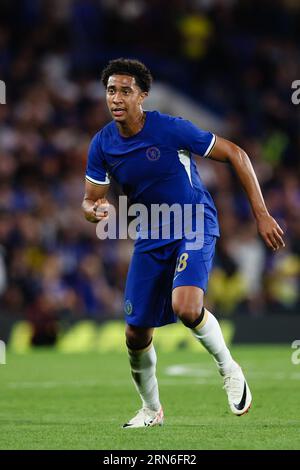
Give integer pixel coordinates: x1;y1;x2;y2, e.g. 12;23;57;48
82;58;285;428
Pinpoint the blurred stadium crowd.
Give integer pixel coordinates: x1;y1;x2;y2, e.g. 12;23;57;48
0;0;299;341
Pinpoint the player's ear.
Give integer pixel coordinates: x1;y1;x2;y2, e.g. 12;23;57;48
140;91;148;103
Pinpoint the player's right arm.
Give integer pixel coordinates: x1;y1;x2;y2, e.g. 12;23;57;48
82;132;111;223
82;180;110;223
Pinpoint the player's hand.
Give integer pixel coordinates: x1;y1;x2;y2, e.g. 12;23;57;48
92;198;110;221
256;214;285;251
85;198;109;223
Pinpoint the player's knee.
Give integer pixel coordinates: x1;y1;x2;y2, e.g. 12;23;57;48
172;299;204;327
125;325;152;350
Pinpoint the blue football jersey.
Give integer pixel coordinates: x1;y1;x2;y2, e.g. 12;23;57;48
85;110;220;251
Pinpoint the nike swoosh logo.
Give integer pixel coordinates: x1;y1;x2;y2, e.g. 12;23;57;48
233;381;247;411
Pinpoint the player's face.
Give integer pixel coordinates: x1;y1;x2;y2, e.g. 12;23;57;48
106;75;147;122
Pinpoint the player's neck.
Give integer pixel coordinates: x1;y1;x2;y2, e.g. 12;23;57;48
117;111;146;138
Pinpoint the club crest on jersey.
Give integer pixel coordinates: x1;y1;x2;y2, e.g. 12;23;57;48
146;146;160;161
124;300;133;315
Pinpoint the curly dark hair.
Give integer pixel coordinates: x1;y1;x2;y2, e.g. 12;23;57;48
101;58;153;92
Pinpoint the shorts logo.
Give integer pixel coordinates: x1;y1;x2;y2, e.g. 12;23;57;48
146;147;160;161
125;300;133;315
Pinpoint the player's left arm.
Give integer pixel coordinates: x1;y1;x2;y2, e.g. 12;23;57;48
208;135;285;251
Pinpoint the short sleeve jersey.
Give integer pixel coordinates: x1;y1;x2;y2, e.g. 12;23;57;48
86;110;220;251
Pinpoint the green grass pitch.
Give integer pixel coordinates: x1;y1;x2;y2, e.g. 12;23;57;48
0;345;299;450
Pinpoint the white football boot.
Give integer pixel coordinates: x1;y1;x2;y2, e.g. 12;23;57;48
123;406;164;428
223;363;252;416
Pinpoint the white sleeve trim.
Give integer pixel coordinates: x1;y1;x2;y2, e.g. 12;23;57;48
86;174;110;185
203;133;216;157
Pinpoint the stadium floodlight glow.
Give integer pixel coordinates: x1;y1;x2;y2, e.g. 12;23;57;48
0;80;6;104
96;196;204;250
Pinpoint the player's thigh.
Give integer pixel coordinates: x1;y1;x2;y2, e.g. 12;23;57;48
172;285;204;317
172;235;216;314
